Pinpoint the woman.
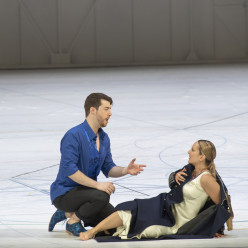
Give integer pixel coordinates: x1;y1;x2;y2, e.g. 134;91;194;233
80;140;231;241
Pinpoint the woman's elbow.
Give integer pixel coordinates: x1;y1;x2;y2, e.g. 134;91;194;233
213;193;221;205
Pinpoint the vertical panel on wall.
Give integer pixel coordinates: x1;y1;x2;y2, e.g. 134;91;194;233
193;0;215;60
64;0;96;65
96;0;133;63
61;0;92;53
22;0;58;53
0;0;20;67
70;9;96;64
171;0;190;61
61;0;96;65
20;1;51;65
133;0;171;62
215;0;247;59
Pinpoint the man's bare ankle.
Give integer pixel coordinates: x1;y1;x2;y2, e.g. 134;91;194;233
65;212;72;218
68;214;81;224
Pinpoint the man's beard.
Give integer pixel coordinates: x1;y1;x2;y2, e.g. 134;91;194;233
99;119;107;128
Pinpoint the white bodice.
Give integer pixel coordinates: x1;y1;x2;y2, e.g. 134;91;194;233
172;171;211;230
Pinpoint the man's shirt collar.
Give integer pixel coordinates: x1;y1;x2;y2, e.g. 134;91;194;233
82;120;105;140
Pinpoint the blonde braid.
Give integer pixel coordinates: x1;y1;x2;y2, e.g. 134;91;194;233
198;140;217;178
209;161;216;178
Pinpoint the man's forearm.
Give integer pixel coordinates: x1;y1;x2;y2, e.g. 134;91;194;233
69;170;98;188
108;166;128;177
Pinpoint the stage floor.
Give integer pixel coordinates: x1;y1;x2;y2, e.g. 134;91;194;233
0;63;248;247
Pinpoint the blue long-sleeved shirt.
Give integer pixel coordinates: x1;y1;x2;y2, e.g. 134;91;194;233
50;120;116;203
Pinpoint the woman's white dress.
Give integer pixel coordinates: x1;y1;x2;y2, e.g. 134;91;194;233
113;171;211;239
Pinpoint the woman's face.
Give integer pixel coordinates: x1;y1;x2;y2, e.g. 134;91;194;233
188;142;202;165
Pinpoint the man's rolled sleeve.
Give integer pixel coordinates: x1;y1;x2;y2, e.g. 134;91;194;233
60;132;80;177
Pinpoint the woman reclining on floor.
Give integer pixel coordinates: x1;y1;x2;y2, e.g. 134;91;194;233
80;140;232;241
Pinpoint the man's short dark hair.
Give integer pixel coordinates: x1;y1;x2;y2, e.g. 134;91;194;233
84;93;113;117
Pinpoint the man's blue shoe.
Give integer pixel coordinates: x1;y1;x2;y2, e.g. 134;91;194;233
66;222;86;236
48;209;66;231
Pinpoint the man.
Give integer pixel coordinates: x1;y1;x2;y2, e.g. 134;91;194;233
49;93;146;236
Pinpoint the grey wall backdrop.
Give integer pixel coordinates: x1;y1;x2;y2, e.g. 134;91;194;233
0;0;248;69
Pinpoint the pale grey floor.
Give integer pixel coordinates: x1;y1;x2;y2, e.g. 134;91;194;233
0;64;248;247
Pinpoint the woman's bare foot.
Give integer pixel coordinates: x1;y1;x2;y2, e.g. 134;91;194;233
80;230;95;241
214;233;226;238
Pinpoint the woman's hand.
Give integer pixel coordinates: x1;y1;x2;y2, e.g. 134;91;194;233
175;168;187;185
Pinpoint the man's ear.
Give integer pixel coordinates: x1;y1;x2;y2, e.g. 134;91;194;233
90;106;96;115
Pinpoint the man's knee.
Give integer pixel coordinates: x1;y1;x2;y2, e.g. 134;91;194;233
91;190;110;207
94;190;110;205
77;191;110;221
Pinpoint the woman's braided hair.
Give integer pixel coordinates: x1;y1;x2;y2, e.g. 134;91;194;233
198;140;217;178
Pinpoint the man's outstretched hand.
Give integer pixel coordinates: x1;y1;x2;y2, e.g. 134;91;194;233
127;158;146;175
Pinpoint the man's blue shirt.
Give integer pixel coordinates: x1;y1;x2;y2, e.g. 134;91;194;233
50;120;116;203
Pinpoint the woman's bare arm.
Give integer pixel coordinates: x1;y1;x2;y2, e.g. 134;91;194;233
201;174;221;204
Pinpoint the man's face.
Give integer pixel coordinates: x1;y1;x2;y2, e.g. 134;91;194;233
95;99;112;127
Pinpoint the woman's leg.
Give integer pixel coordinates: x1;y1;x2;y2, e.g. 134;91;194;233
80;212;123;241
